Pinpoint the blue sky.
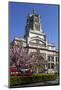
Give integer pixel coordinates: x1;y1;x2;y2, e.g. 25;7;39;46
9;2;59;48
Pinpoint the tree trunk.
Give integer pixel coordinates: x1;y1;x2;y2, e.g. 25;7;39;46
36;67;39;74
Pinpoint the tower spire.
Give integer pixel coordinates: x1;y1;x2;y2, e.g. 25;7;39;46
33;8;35;14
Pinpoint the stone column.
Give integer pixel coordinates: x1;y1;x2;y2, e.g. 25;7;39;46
54;56;56;72
45;51;48;73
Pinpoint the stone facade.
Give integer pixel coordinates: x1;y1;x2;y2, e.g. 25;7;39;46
12;9;59;73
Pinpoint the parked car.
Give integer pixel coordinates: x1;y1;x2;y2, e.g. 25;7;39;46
20;68;32;76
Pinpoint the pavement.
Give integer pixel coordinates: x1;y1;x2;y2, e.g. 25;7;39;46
10;78;59;88
20;79;59;87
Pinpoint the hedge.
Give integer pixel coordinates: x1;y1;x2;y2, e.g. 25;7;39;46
10;74;57;86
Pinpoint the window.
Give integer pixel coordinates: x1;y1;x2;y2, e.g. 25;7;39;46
48;56;50;61
48;63;50;69
51;56;54;61
11;72;15;74
34;16;39;22
51;63;54;69
30;16;33;23
56;57;58;62
35;24;40;30
48;56;54;62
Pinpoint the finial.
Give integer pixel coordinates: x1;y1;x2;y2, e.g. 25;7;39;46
33;8;35;14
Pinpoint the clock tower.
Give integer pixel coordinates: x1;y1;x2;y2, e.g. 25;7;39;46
24;9;46;48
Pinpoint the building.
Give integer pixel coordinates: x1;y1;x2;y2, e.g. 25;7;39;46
12;9;59;73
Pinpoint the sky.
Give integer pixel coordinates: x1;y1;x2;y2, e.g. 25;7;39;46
9;2;59;48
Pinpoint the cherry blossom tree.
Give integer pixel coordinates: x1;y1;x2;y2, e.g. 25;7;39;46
10;45;33;72
10;45;46;74
31;50;47;74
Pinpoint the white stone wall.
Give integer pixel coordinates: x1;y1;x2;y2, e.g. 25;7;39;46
29;31;45;40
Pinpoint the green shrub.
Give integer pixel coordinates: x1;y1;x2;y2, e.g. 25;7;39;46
10;74;57;86
10;76;22;86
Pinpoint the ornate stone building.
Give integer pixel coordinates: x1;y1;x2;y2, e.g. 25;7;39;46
12;9;59;73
